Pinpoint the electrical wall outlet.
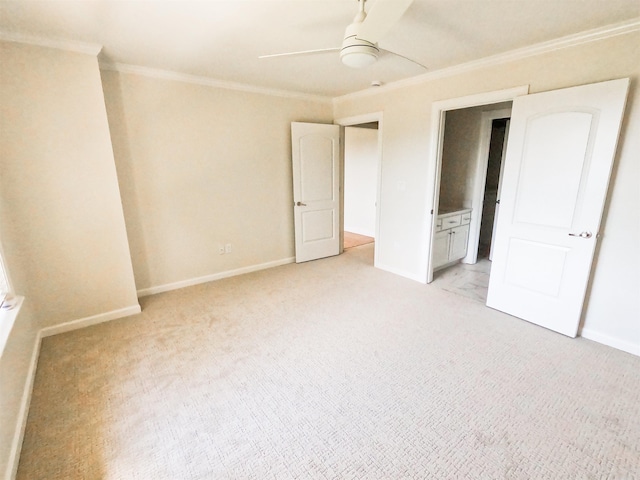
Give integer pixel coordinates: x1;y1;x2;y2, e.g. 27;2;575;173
225;243;233;254
218;245;225;255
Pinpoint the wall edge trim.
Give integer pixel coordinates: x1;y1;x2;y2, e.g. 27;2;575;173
580;328;640;356
5;330;42;480
137;257;296;297
99;62;332;103
0;30;102;56
374;263;426;284
333;17;640;103
40;305;142;338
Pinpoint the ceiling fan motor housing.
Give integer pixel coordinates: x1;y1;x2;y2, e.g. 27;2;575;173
340;21;379;68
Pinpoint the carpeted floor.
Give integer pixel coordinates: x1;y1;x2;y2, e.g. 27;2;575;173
17;244;640;479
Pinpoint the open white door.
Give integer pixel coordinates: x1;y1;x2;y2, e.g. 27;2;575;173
291;122;341;263
487;78;629;337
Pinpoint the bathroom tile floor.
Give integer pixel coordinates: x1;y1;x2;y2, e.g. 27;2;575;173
431;258;492;303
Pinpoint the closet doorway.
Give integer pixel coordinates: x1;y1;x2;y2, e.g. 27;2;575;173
481;118;509;261
467;108;511;264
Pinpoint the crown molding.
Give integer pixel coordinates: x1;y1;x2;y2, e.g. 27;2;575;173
334;17;640;103
0;30;102;56
99;62;332;103
1;30;329;102
2;16;637;103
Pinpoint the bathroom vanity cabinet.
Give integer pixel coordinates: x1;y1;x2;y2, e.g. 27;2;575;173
432;208;472;269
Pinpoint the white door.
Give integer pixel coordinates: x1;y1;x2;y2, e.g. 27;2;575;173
487;78;629;337
291;122;341;263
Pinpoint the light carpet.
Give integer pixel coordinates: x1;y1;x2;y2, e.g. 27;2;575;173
17;244;640;479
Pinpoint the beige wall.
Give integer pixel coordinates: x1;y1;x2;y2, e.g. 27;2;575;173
0;41;141;475
334;31;640;351
439;102;512;212
439;107;480;210
0;41;139;328
0;24;635;478
101;70;333;292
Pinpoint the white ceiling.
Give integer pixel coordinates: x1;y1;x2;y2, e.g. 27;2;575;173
1;1;639;98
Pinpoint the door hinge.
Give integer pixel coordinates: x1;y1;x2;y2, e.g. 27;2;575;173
430;209;434;215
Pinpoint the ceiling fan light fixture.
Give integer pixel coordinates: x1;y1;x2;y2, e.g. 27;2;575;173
260;0;413;70
340;21;379;68
340;44;379;68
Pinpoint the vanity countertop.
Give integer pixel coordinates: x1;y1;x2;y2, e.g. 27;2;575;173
437;206;472;216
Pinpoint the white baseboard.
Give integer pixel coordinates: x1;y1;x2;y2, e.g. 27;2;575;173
136;257;296;297
40;305;142;338
375;262;426;284
5;330;42;480
6;304;143;478
580;328;640;357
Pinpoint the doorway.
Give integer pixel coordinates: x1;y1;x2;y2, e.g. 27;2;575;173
336;113;383;266
479;117;509;261
430;108;510;302
344;124;378;251
424;86;528;284
430;103;512;285
426;80;629;340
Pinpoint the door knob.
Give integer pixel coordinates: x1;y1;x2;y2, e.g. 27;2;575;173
296;201;307;206
568;231;592;239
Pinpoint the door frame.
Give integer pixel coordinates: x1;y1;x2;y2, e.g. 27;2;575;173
463;107;512;265
424;86;529;283
335;112;383;268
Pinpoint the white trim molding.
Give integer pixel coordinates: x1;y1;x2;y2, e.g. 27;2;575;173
137;257;296;297
334;112;383;127
335;17;640;103
0;30;102;56
0;296;24;359
5;329;41;480
6;303;139;477
581;328;640;357
99;62;332;103
40;305;142;338
375;263;425;284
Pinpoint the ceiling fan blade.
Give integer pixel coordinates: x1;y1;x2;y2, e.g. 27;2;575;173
379;48;427;70
358;0;414;43
259;47;340;59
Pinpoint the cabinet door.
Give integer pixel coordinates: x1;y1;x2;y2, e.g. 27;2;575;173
432;230;451;269
450;224;470;261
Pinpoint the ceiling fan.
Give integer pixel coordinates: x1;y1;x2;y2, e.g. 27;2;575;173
259;0;425;69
